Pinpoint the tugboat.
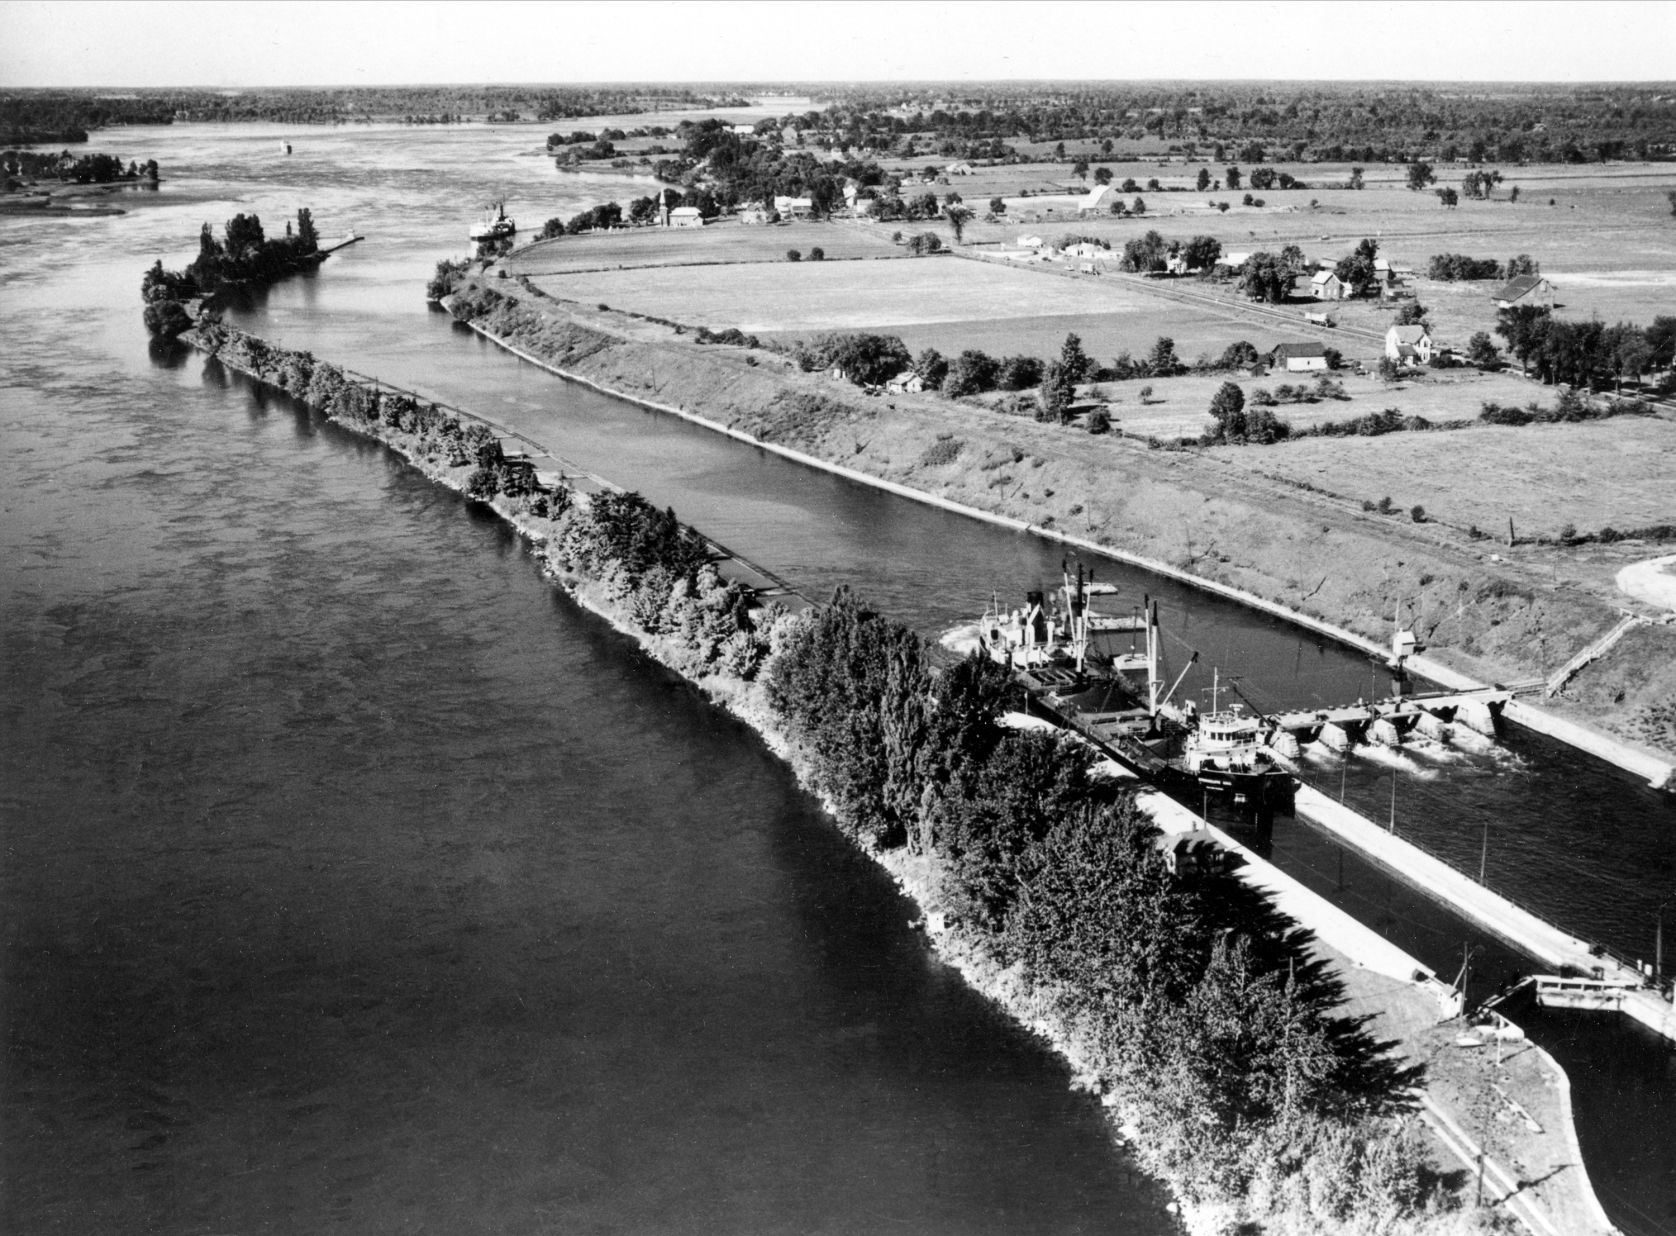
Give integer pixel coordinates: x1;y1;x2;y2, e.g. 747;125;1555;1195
1174;669;1294;807
468;201;517;244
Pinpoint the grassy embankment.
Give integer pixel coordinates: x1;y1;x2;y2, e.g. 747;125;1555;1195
445;274;1676;764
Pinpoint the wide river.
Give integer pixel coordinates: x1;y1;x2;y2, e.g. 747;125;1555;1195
2;119;1672;1233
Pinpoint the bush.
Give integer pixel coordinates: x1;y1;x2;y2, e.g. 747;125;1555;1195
808;247;825;261
1410;505;1426;523
1377;496;1395;514
786;249;801;262
1087;408;1111;434
919;436;964;467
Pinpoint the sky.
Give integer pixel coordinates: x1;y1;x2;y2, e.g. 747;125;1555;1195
2;0;1673;88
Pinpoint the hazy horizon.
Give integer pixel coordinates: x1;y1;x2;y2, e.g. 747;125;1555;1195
4;0;1674;89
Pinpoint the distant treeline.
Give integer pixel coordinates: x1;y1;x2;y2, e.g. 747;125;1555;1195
786;81;1676;165
2;149;157;183
0;92;175;144
0;86;748;140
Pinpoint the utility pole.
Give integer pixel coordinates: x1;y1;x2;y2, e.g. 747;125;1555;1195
1480;817;1489;884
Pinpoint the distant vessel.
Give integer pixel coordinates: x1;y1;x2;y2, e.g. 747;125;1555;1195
469;201;517;243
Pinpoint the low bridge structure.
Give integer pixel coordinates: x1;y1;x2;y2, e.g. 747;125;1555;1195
1264;686;1526;755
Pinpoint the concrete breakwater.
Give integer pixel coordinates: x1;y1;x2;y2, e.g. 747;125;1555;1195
443;289;1673;793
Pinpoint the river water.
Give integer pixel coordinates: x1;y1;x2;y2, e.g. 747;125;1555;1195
2;119;1672;1232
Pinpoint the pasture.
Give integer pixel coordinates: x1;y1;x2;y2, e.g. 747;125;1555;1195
1082;367;1556;441
504;221;903;275
1213;415;1675;541
525;251;1311;360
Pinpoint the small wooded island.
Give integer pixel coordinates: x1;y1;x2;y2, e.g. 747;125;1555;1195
142;208;325;337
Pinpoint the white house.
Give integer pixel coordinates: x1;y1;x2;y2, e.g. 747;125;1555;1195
1066;241;1106;260
947;161;974;176
885;371;925;394
1385;324;1433;365
1272;341;1329;373
1218;251;1253;273
737;205;771;225
1017;234;1044;249
773;195;814;217
668;206;704;228
730;123;758;136
1311;269;1345;300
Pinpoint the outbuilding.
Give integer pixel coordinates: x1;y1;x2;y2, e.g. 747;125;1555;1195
1310;269;1345;300
1272;341;1329;373
668;206;704;228
1492;274;1555;310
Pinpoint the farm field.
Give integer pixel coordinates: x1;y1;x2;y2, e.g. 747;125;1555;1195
1210;415;1675;540
1079;367;1560;440
504;221;903;274
525;251;1316;358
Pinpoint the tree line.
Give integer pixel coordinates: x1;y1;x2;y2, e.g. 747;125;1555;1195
2;149;158;183
1495;308;1676;391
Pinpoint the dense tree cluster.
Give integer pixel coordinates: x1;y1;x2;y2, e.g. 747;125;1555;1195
1496;308;1673;390
2;149;157;183
793;332;914;386
761;591;1451;1226
140;210;323;336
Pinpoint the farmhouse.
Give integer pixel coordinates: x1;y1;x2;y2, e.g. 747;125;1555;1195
1066;241;1107;260
1493;274;1555;310
1271;341;1329;373
1017;234;1044;249
885;371;925;394
1218;251;1252;273
667;206;704;228
1310;269;1345;300
947;161;974;176
737;204;770;225
1386;324;1433;365
773;195;814;218
730;123;757;136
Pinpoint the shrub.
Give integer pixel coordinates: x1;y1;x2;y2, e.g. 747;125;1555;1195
786;249;801;262
919;436;964;467
1087;408;1112;434
808;247;825;261
1410;505;1426;523
1376;496;1395;514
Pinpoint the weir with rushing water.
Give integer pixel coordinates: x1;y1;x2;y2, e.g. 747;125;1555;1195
3;120;1672;1234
